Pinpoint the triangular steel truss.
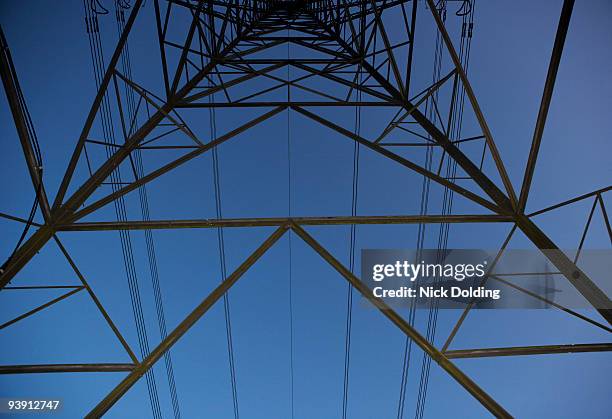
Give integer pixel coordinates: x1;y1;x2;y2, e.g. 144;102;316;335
1;1;610;417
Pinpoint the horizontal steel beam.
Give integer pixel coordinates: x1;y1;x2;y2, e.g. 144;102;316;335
3;285;82;290
58;214;513;231
176;101;401;107
0;363;137;374
445;343;612;359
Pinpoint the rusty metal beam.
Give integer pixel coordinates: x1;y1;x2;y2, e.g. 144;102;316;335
445;343;612;359
58;214;513;231
0;363;137;374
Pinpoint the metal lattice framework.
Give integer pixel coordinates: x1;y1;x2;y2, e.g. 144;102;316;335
1;0;611;417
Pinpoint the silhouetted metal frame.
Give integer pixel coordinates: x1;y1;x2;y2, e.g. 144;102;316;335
1;1;611;417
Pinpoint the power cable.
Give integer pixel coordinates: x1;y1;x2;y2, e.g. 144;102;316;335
113;1;183;417
286;23;296;419
397;1;447;416
414;3;476;418
83;2;162;417
342;62;362;419
209;72;240;419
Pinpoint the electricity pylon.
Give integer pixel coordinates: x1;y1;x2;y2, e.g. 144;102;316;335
1;1;610;417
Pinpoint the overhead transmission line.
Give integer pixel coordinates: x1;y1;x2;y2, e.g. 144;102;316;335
342;5;366;415
205;9;240;417
210;102;240;419
395;1;476;418
396;0;442;414
341;63;363;419
112;1;183;418
286;20;295;419
410;0;448;416
413;2;476;419
83;1;162;417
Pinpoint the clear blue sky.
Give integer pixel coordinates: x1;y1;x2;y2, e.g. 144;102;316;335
1;1;611;418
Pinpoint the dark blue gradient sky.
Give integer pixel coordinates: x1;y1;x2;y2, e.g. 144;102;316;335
1;1;611;418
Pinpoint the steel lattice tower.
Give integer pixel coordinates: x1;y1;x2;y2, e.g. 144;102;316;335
1;0;610;417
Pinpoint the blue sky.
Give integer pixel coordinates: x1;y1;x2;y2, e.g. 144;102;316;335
1;1;611;418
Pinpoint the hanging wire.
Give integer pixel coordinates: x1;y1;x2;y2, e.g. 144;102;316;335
397;1;447;416
82;2;162;417
414;3;476;418
112;0;182;417
286;22;296;419
342;62;362;419
199;9;239;416
207;19;240;414
413;2;449;416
